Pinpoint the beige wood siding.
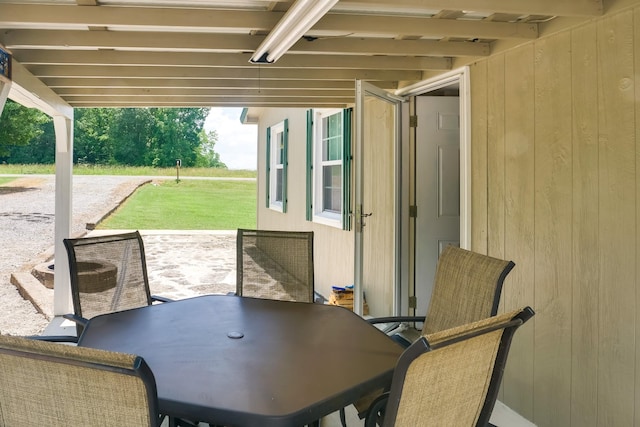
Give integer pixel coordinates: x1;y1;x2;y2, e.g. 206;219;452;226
256;108;354;300
469;5;640;426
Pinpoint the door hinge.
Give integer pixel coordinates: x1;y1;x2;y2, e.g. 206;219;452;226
409;115;418;128
409;296;417;309
409;205;417;218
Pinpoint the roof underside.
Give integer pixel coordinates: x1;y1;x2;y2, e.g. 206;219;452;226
0;0;606;108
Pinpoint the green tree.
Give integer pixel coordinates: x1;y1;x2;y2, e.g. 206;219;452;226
74;108;116;164
6;119;55;164
0;100;50;158
110;108;155;166
2;106;224;167
196;129;227;168
149;108;210;167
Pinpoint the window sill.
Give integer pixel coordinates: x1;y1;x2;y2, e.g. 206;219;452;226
313;212;341;229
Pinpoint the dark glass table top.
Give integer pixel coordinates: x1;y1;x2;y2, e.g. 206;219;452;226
78;294;403;427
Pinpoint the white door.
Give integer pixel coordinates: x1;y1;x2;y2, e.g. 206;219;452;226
415;96;460;315
354;80;402;317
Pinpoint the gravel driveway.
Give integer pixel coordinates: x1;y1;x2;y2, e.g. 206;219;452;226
0;175;148;336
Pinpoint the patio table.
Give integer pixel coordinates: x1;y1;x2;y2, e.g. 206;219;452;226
77;294;403;426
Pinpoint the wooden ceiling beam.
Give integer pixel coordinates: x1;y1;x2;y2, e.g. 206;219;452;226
27;64;422;81
41;77;398;90
0;4;536;40
68;99;351;108
12;49;452;71
55;87;355;97
339;0;603;17
63;95;354;103
1;29;488;57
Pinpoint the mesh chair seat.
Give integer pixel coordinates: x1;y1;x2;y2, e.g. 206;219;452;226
365;306;535;427
236;229;314;302
0;334;160;426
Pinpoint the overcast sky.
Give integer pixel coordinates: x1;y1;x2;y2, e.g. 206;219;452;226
204;108;258;170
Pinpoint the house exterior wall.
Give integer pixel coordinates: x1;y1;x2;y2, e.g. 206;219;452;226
469;5;640;426
252;5;640;425
255;108;354;300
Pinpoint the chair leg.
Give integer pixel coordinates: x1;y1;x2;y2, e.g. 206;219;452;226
364;394;389;427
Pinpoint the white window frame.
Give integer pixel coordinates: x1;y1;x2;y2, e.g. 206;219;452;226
312;108;344;228
268;120;286;212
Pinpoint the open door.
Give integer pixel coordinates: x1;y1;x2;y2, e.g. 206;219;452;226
414;95;461;315
354;80;403;317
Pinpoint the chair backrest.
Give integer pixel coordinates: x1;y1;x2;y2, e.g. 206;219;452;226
236;228;314;302
0;334;159;426
381;306;534;427
64;231;153;322
423;245;515;335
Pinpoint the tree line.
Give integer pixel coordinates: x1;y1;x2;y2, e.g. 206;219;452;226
0;100;226;168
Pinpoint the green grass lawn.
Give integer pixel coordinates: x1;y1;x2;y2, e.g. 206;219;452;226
0;164;256;179
98;179;256;230
0;177;15;185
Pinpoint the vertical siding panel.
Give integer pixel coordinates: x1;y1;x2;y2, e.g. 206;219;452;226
486;54;509;342
635;9;640;427
571;22;600;427
487;54;507;263
470;62;488;254
503;43;536;420
533;33;573;427
596;10;636;427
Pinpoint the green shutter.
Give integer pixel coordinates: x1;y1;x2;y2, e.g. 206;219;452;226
265;126;271;209
342;108;352;231
305;109;313;221
282;119;288;213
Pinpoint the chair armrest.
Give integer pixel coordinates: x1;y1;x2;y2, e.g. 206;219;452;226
367;316;426;325
151;295;174;303
27;335;78;343
63;313;89;327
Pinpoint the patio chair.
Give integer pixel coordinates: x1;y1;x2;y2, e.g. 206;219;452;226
364;306;535;427
63;230;172;336
236;228;315;303
0;333;160;426
370;245;515;345
341;245;515;425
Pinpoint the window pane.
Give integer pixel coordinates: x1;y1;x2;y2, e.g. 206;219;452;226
322;112;342;162
322;165;341;213
322;113;342;138
323;136;342;162
276;131;284;165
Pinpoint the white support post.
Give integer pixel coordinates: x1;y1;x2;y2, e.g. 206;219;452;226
0;80;10;117
53;115;74;316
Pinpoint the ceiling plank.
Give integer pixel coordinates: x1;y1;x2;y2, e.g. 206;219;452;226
26;65;423;81
55;87;355;97
0;29;488;57
287;36;489;57
314;13;537;39
338;0;603;17
41;78;398;90
12;49;452;71
0;4;537;40
69;96;354;107
63;95;355;103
